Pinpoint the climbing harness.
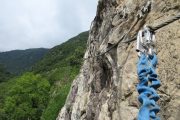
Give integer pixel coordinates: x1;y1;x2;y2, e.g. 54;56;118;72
136;26;161;120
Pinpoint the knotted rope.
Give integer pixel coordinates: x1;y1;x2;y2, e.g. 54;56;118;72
136;26;161;120
137;53;161;120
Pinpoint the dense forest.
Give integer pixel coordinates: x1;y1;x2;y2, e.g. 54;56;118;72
0;31;88;120
0;64;13;82
0;48;49;75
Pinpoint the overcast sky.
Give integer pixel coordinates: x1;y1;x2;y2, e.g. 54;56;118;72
0;0;97;51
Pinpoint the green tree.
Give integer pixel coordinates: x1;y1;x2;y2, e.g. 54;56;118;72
67;46;85;66
0;73;50;120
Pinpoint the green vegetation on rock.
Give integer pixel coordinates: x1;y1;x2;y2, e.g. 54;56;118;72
37;31;88;120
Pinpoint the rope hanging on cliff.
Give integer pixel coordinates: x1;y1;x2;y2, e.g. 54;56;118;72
136;27;161;120
84;14;180;60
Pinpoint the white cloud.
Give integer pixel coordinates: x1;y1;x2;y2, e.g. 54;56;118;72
0;0;97;51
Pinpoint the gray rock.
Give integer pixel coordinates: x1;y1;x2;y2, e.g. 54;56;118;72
57;0;180;120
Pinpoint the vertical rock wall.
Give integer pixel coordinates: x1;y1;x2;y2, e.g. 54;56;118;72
57;0;180;120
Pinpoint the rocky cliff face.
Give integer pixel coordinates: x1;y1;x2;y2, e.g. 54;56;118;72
57;0;180;120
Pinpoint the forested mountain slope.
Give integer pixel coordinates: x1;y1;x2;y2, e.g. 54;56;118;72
0;31;89;120
0;64;12;82
33;31;89;120
0;48;49;74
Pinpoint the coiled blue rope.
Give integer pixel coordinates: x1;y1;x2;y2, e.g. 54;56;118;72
137;53;161;120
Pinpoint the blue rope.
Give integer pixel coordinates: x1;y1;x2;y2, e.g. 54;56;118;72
137;53;161;120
